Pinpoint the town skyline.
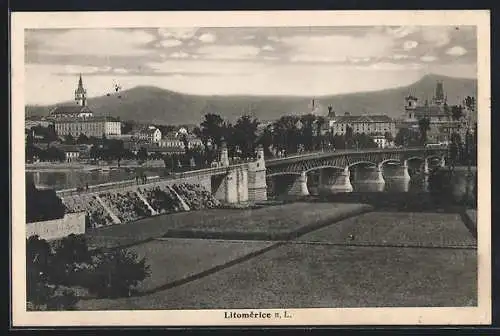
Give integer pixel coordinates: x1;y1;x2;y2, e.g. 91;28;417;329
25;26;477;105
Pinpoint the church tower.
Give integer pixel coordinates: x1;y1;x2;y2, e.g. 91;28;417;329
74;74;87;106
433;81;445;105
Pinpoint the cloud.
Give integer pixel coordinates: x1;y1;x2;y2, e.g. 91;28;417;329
362;62;423;71
385;26;419;39
147;59;265;75
446;46;467;56
282;33;395;64
242;35;256;40
157;28;198;40
268;36;280;42
62;65;101;74
403;40;418;51
170;51;190;58
199;33;216;43
420;55;438;62
113;68;128;74
420;27;452;47
391;54;410;60
29;29;155;57
261;45;274;52
196;45;260;60
159;39;183;48
290;55;348;63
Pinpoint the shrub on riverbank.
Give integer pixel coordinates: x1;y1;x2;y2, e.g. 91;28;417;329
26;234;151;310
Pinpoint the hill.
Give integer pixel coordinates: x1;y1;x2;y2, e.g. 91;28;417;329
25;74;477;125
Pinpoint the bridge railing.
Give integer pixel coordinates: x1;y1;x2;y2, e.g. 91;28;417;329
265;146;445;161
56;175;163;197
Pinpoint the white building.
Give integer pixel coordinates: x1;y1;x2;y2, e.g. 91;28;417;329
54;116;121;138
137;126;162;144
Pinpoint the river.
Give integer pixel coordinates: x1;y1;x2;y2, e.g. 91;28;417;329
26;164;430;193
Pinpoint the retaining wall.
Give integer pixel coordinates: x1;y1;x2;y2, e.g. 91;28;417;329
26;212;86;241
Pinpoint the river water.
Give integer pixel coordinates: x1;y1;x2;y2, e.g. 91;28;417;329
26;164;429;193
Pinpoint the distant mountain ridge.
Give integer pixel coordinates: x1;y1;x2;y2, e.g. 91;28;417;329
26;74;477;125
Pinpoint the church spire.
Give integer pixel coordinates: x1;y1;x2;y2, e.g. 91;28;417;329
75;74;87;106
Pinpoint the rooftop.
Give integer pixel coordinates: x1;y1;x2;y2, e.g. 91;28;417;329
50;105;93;115
330;115;394;123
54;116;121;123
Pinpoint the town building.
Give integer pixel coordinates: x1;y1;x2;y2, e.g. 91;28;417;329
54;116;121;138
401;81;472;144
50;75;122;138
55;144;81;162
327;110;396;137
136;126;162;144
371;134;393;148
25;116;53;130
160;128;203;150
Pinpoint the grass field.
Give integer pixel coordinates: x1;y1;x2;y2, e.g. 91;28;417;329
77;210;476;310
86;202;373;249
127;238;275;292
298;212;476;247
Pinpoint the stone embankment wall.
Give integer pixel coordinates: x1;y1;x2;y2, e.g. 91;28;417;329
26;212;86;241
60;175;220;229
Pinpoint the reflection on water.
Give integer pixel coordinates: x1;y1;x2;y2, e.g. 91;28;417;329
27;168;162;190
29;165;432;194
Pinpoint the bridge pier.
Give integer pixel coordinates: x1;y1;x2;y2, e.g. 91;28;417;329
353;164;385;184
440;156;446;168
248;146;268;201
288;172;310;196
422;158;430;175
318;167;353;193
402;160;411;180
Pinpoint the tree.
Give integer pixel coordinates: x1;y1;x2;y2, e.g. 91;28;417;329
76;133;89;144
256;124;274;157
43;146;65;162
64;134;76;145
136;147;148;162
417;117;431;145
272;115;301;154
26;181;66;222
300;114;316;151
86;249;151;298
26;236;55;310
384;131;394;143
121;121;135;135
199;113;225;150
394;128;419;147
315;116;327;150
232;115;260;158
451;105;464;122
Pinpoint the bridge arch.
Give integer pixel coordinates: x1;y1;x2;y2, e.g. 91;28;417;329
379;159;402;167
347;161;377;168
266;172;302;178
405;156;425;162
425;154;444;161
304;165;345;174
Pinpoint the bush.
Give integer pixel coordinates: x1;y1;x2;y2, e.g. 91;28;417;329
26;181;65;222
85;249;151;298
27;234;151;309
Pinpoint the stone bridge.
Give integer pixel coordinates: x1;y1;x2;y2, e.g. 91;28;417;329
265;147;448;196
55;146;447;205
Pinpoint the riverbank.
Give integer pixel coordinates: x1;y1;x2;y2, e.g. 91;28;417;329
76;207;476;310
86;202;374;250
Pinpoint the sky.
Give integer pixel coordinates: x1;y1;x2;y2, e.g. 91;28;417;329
25;26;477;105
